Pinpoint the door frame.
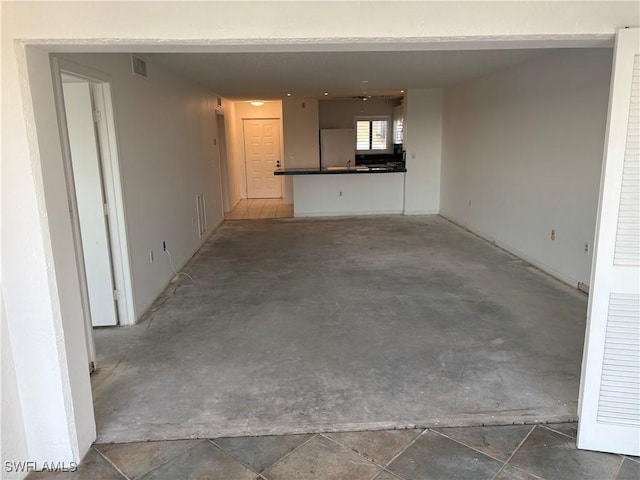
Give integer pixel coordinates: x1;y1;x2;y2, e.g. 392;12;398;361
242;117;284;199
51;58;136;340
216;111;231;213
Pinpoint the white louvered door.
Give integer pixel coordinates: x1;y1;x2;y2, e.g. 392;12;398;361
577;27;640;456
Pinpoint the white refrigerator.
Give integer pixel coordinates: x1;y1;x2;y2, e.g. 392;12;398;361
320;129;355;168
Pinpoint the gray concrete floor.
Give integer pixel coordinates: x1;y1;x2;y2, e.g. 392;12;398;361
92;215;588;443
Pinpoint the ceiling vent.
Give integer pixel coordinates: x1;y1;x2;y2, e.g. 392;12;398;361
131;55;148;78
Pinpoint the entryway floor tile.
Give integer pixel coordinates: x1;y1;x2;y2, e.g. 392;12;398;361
261;434;380;480
385;430;503;480
433;424;533;462
225;198;292;220
95;439;200;479
508;426;622;480
325;429;423;466
26;425;632;480
213;433;313;473
138;441;256;480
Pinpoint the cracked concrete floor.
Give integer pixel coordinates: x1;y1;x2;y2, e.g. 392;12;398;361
92;215;587;443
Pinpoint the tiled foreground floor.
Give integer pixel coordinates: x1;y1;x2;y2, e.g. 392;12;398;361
27;423;638;480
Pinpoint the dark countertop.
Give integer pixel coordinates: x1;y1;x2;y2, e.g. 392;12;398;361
274;165;407;176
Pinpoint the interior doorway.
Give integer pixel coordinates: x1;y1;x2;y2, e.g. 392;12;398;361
61;76;118;328
52;58;136;368
243;118;283;199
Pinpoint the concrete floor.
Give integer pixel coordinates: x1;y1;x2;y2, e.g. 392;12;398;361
92;215;588;443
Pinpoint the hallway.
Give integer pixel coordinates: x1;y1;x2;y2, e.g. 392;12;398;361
91;215;588;444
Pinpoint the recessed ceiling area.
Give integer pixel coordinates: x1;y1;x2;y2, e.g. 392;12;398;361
146;49;554;100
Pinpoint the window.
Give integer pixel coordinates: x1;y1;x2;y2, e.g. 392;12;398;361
392;106;404;144
356;117;391;153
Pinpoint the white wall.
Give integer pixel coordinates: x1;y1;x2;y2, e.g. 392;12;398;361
3;45;97;467
2;0;637;470
440;49;613;286
58;53;225;317
282;98;320;203
1;293;29;480
227;101;283;201
403;88;444;214
319;99;393;129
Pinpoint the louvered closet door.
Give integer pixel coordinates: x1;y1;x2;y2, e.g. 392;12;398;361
577;27;640;456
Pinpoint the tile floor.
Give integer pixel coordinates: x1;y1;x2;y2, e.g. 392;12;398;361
225;198;293;220
26;423;638;479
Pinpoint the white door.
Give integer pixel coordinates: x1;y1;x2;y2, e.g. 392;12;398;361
577;27;639;456
243;119;282;198
63;82;118;327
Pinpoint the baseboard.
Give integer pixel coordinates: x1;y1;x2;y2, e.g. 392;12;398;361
439;214;583;290
294;210;404;218
403;210;440;215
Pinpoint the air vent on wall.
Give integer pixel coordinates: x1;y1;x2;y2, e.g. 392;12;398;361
131;55;148;78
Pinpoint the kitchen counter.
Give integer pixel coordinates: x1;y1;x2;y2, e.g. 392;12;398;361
274;164;406;176
280;166;406;217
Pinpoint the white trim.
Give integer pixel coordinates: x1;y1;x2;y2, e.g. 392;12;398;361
27;34;615;53
295;210;404;218
403;210;440;216
440;214;581;288
51;57;136;326
50;58;97;368
93;82;135;326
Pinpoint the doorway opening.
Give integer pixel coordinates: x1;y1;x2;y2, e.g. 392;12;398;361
52;58;135;369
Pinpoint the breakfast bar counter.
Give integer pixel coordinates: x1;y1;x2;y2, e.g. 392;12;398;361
275;165;406;217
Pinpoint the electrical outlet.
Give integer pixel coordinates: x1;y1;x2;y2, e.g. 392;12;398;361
149;250;154;263
584;242;589;254
163;241;167;251
551;229;556;241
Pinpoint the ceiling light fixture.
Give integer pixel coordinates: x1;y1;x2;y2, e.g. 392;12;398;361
324;92;329;96
250;101;265;107
286;93;292;97
401;89;405;93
